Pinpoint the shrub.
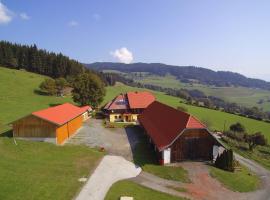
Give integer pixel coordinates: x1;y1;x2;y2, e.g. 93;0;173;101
244;132;268;151
230;122;245;133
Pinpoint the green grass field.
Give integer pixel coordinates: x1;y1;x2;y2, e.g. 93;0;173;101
0;137;103;200
0;67;73;133
209;165;260;192
105;180;187;200
1;67;270;140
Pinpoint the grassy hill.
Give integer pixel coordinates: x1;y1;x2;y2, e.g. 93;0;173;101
102;70;270;111
1;67;270;141
0;67;73;133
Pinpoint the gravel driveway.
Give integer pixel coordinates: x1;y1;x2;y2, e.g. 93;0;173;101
66;118;140;160
76;155;141;200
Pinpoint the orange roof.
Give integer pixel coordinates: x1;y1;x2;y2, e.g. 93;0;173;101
138;101;206;151
32;103;88;126
127;91;155;109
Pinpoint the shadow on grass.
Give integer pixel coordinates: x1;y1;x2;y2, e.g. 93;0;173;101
125;126;158;167
0;129;13;138
49;103;62;107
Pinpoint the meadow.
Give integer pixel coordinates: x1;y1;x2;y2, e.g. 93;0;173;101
107;70;270;111
0;67;73;133
1;67;270;141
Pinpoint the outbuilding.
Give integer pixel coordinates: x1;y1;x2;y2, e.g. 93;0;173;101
12;103;90;144
138;101;222;164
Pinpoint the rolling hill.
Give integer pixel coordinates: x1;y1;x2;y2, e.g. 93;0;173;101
87;63;270;111
1;67;270;141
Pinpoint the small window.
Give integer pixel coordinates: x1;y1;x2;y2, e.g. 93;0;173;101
114;116;117;119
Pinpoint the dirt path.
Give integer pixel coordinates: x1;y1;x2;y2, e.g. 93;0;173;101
179;162;245;200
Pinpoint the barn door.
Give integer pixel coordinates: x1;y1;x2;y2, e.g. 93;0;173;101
185;137;199;159
184;137;212;160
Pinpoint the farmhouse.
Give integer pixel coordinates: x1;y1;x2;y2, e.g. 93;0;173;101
12;103;91;144
138;101;222;164
103;91;155;123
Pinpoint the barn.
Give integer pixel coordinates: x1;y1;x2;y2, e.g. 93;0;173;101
12;103;90;145
138;101;222;164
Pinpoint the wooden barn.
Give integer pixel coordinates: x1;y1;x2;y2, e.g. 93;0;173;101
12;103;90;145
138;101;222;164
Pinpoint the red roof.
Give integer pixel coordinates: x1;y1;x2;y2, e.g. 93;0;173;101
138;101;206;151
127;91;155;109
32;103;88;126
104;91;155;110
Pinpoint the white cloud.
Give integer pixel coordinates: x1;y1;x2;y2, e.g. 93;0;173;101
20;12;30;20
0;2;13;24
110;47;134;64
92;13;101;21
68;20;78;27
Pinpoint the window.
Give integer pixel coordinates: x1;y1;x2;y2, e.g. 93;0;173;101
114;116;117;119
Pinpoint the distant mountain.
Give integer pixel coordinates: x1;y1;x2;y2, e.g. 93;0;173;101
86;62;270;90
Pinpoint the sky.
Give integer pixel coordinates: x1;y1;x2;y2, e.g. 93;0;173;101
1;0;270;81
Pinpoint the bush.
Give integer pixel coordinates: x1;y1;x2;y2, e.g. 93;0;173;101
224;131;247;142
244;132;268;151
215;149;234;172
230;122;245;133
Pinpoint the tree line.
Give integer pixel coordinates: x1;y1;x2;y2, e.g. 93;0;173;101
0;41;86;78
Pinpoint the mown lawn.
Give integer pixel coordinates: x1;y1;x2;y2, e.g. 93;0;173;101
105;180;187;200
132;127;190;182
0;137;104;200
104;83;270;142
209;165;260;192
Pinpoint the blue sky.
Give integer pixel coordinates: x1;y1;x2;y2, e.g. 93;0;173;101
1;0;270;80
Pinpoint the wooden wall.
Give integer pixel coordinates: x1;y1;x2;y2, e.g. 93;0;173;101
56;115;83;144
13;115;56;138
170;129;217;162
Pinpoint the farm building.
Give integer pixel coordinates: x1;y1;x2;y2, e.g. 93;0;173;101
12;103;91;144
138;101;222;164
103;91;155;123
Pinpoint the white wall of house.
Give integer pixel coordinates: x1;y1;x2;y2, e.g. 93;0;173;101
162;148;171;164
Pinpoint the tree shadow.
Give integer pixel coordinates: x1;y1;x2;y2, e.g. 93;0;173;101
125;126;158;167
34;89;48;96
